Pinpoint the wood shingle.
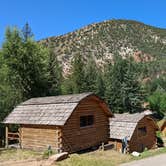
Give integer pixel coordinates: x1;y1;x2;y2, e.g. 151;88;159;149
3;92;94;126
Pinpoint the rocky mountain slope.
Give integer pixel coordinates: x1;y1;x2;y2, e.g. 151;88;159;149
40;19;166;75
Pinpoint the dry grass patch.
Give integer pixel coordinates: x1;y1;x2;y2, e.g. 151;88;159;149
56;147;166;166
0;148;42;162
56;150;132;166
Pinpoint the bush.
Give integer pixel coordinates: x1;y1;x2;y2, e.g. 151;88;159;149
156;131;164;147
42;146;53;159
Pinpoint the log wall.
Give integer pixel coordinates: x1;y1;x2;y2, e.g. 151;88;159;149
129;117;157;152
20;125;61;151
61;97;109;153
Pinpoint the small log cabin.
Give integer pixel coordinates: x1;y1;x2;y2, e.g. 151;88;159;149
109;113;158;153
3;92;112;153
161;120;166;136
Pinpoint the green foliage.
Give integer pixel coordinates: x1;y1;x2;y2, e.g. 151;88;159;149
146;76;166;94
84;57;97;92
2;26;49;98
148;91;166;117
70;54;86;93
42;146;53;159
105;56;144;113
94;71;105;98
0;49;22;128
47;47;62;95
156;131;164;147
22;22;34;41
0;24;63;132
61;55;106;99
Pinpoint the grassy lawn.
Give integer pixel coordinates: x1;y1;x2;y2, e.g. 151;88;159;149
0;148;42;162
0;147;166;166
56;147;166;166
136;147;166;159
56;150;132;166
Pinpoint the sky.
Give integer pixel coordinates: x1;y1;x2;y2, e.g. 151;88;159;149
0;0;165;45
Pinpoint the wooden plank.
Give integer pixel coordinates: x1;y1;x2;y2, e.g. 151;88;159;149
5;126;8;148
20;125;60;151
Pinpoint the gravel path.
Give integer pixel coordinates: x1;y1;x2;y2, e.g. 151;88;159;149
121;153;166;166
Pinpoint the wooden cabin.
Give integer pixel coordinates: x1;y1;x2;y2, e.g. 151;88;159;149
109;113;158;153
3;92;112;153
161;120;166;136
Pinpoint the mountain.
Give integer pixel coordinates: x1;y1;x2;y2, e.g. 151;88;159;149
40;19;166;77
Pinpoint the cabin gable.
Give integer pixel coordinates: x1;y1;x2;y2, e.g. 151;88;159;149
61;96;110;152
129;117;157;152
109;113;158;153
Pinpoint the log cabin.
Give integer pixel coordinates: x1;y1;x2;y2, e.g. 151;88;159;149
161;120;166;136
3;92;112;153
109;113;158;153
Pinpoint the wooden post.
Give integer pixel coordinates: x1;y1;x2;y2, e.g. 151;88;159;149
5;126;8;148
18;128;22;149
57;128;62;153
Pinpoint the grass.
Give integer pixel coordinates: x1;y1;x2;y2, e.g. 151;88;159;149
0;147;166;166
56;150;132;166
136;147;166;159
0;148;42;162
56;147;166;166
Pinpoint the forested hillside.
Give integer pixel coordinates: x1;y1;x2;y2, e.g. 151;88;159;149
0;20;166;135
40;19;166;79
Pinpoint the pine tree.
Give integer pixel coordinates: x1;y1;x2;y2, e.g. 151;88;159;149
105;56;144;113
121;58;144;113
47;47;62;95
2;26;48;98
95;71;105;98
84;56;97;92
71;54;85;93
22;22;33;41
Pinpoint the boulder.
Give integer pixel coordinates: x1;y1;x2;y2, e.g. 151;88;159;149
49;152;69;162
131;151;140;157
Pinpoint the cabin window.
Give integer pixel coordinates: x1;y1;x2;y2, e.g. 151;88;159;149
80;115;94;127
138;127;147;137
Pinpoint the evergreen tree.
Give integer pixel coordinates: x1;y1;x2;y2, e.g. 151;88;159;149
0;50;22;129
84;56;97;92
47;47;62;95
105;56;144;113
121;58;144;113
22;22;33;41
2;26;48;99
71;54;85;93
94;71;105;98
148;91;166;118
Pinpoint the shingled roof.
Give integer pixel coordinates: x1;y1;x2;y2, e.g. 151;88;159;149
109;113;147;141
3;92;111;126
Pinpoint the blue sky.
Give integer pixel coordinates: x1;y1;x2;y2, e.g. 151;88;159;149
0;0;165;45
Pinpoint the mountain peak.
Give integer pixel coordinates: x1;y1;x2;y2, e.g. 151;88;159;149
40;19;166;75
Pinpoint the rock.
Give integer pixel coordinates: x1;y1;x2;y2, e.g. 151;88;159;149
49;152;69;162
131;151;140;157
